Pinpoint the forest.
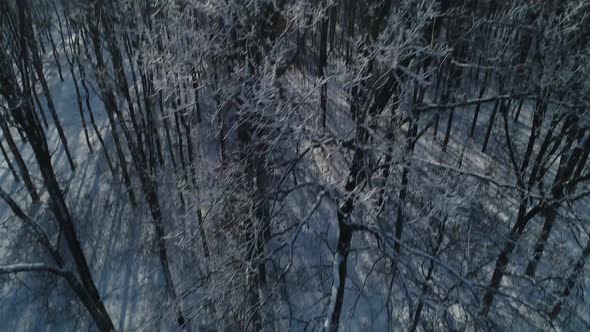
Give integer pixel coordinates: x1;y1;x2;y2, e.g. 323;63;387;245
1;0;590;330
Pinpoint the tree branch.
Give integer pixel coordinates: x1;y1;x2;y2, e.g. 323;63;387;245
0;263;68;276
0;186;64;266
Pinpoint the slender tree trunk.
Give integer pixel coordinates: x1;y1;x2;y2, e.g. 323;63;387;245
102;4;185;325
219;104;227;164
393;113;417;263
57;17;93;154
325;148;360;331
567;132;590;193
345;0;356;64
117;92;187;327
481;97;500;153
1;14;114;326
181;112;210;257
45;17;64;82
481;200;530;314
147;186;186;326
76;56;116;176
104;18;144;150
410;216;446;332
88;22;137;206
30;74;49;128
525;132;588;277
123;32;148;137
442;105;454;150
191;67;203;123
329;2;338;52
0;112;39;201
513;99;524;123
469;69;489;138
481;98;547;313
174;109;188;180
157;92;189;213
24;7;76;171
318;2;329;128
526;113;564;190
549;237;590;321
432;68;444;139
159;93;177;170
0;140;20;182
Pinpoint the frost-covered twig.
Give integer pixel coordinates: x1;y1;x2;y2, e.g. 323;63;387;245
0;186;64;266
417;93;531;112
345;221;481;304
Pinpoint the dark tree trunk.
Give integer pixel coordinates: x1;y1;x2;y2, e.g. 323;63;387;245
56;12;93;154
482;200;530;314
104;17;144;151
409;215;446;332
318;2;329;128
45;15;64;82
442;105;454;150
469;69;489;138
549;237;590;321
30;73;49;128
329;3;338;52
23;3;75;171
75;55;116;176
181;112;210;257
191;66;203;123
88;21;137;206
0;111;39;201
327;147;361;331
1;11;114;326
0;140;20;182
481;96;548;313
481;98;500;153
525;131;587;277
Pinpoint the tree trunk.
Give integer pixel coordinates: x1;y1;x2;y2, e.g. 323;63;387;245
75;55;116;176
481;200;530;314
104;18;144;151
319;2;329;128
57;15;93;154
325;148;360;331
329;3;338;52
481;96;548;313
0;133;20;182
442;106;454;151
469;69;489;138
549;237;590;321
23;3;75;171
481;98;500;153
88;22;137;206
1;18;114;326
0;111;39;201
525;132;588;277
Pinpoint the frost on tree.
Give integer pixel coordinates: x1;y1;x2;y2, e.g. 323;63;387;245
0;0;590;331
